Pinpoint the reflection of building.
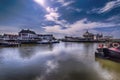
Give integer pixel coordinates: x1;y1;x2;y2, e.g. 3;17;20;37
18;29;37;40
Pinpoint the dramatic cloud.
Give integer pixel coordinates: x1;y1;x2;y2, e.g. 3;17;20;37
45;7;60;21
44;7;69;28
43;18;120;35
34;0;46;7
57;0;74;6
99;0;120;13
34;0;67;26
0;0;120;37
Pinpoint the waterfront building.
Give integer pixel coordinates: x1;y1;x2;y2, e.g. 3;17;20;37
63;30;104;42
3;34;19;41
83;30;94;40
94;33;103;40
0;29;59;44
18;29;37;40
83;30;103;40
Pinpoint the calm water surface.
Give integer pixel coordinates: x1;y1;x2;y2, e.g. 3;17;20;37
0;42;120;80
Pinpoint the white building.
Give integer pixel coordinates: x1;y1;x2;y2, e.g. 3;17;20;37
18;29;37;40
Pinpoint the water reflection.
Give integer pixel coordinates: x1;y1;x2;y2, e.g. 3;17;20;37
0;42;119;80
18;44;54;59
95;58;120;80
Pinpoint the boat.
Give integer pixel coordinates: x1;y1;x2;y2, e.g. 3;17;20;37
0;40;20;47
37;39;59;44
107;47;120;59
37;40;50;44
18;39;38;44
95;43;120;59
51;39;59;43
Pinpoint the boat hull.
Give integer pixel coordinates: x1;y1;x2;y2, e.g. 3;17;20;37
95;48;120;59
0;42;20;47
37;40;59;44
107;49;120;59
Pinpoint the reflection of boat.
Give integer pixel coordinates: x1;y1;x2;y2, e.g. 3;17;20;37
37;39;59;44
95;43;120;60
0;41;20;47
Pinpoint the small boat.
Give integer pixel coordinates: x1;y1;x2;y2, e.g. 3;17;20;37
95;43;120;59
37;40;50;44
51;39;59;43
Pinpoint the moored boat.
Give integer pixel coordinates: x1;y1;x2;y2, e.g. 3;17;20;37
107;47;120;59
37;39;59;44
0;41;21;47
95;43;120;59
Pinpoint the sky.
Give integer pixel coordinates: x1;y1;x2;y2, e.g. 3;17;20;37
0;0;120;38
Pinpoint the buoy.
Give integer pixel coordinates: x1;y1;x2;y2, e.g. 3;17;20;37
112;43;120;48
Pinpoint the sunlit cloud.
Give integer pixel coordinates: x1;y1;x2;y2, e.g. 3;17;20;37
57;0;74;7
34;0;65;26
45;7;60;21
34;0;61;24
0;0;120;38
44;7;69;28
43;18;120;35
90;0;120;14
34;0;46;8
99;0;120;13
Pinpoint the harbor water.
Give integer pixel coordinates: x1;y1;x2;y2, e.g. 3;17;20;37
0;42;120;80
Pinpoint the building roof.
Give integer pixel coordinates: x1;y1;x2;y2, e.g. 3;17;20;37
19;29;36;34
83;30;94;36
